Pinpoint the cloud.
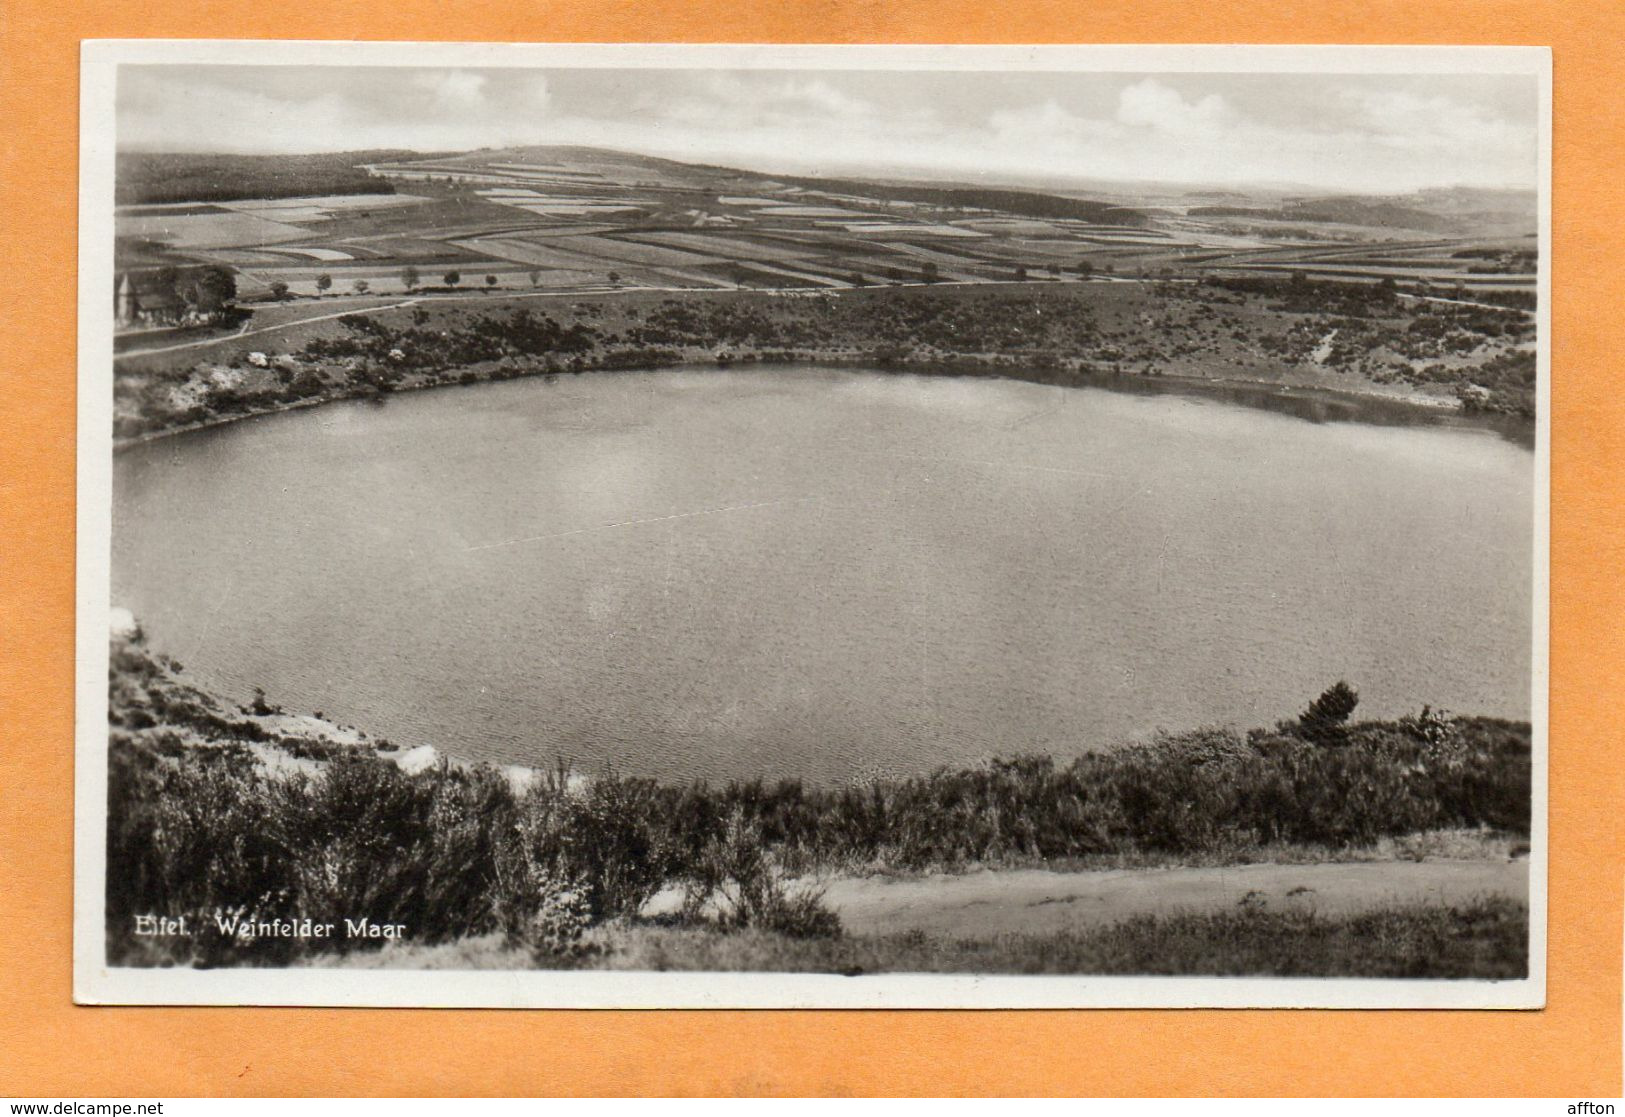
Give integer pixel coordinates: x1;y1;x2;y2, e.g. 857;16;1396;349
412;70;491;111
1337;87;1527;150
646;74;893;133
115;66;1538;192
766;77;874;119
119;68;560;153
989;99;1116;142
975;78;1533;190
984;85;1275;185
1115;79;1232;136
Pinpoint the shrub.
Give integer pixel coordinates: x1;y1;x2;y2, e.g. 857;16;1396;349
499;771;675;924
523;877;593;959
1238;736;1432;846
106;739;294;964
1298;681;1359;744
1090;740;1242;853
492;803;592;958
685;810;842;938
246;687;278;716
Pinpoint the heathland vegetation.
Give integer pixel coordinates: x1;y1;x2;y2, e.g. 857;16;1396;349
107;631;1530;975
111;276;1537;445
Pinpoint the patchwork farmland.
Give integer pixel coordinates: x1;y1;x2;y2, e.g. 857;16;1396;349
116;145;1538;307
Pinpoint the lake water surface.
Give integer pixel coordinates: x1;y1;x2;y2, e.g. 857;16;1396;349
113;367;1534;783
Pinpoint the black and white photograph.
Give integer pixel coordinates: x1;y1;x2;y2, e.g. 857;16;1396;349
75;42;1549;1008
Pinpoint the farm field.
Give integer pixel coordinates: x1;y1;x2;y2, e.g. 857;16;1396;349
116;143;1537;309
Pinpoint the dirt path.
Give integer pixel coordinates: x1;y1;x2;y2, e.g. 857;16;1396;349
115;300;424;357
811;858;1527;937
1398;291;1536;315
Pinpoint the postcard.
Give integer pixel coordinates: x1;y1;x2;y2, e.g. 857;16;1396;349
75;40;1549;1007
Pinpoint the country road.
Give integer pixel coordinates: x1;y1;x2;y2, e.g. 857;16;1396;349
647;857;1528;938
1397;291;1537;315
116;300;424;357
822;858;1528;936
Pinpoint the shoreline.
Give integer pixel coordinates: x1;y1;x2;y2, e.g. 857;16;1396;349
111;347;1532;454
110;622;1532;834
109;626;1535;863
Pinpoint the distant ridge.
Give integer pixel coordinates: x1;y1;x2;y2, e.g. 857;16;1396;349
1188;187;1536;236
366;144;1147;226
753;172;1149;227
116;150;453;205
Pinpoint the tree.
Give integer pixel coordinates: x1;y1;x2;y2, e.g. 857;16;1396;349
1299;681;1359;744
921;262;940;283
315;273;332;296
1013;265;1028;282
353;279;370;295
607;271;622;286
444;270;461;288
176;266;237;314
400;265;420;291
528;269;542;288
268;280;290;301
1077;260;1094;277
485;274;498;288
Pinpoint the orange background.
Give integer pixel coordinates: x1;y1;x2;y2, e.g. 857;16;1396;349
1;0;1620;1098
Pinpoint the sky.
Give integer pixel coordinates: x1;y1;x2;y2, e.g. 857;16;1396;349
116;65;1540;194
